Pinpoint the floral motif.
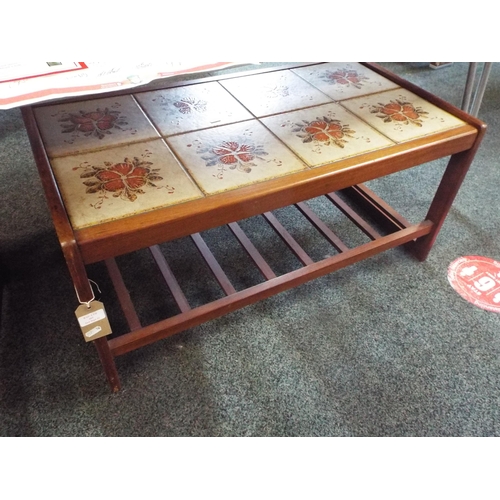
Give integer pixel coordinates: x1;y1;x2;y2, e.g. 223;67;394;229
370;99;428;126
76;153;168;208
294;117;356;148
321;69;368;89
173;97;207;114
197;139;268;178
59;107;128;139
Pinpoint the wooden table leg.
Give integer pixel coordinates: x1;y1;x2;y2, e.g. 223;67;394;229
21;106;122;392
65;241;121;392
410;127;486;261
94;337;121;392
72;262;121;392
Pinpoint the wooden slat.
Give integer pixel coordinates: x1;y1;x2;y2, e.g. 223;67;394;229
326;192;382;240
149;245;191;313
227;222;276;280
340;184;411;232
295;202;349;253
104;258;141;331
262;212;314;266
109;221;433;357
190;233;237;296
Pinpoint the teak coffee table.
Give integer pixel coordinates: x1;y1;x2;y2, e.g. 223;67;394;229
21;63;486;392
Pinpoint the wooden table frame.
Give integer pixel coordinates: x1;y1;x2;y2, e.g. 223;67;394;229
21;63;486;392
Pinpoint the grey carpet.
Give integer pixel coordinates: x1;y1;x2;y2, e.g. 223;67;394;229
1;62;499;436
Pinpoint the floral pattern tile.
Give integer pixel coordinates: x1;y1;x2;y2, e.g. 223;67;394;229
167;120;308;195
49;139;203;229
219;70;333;117
341;89;467;143
134;82;253;136
34;65;470;232
291;62;400;101
261;103;394;167
34;95;160;158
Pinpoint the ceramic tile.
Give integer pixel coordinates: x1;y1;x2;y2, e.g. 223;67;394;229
167;120;308;195
34;95;160;158
134;82;253;136
291;62;400;101
261;103;395;167
341;88;466;143
49;139;203;229
219;70;332;117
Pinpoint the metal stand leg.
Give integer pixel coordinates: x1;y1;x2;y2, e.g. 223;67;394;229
462;62;492;116
461;62;478;112
470;63;493;116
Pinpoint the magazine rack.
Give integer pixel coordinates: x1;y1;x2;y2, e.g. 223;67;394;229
22;63;486;392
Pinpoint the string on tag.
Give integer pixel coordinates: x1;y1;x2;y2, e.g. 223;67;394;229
74;280;101;309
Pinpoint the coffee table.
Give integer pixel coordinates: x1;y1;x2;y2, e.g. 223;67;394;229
21;63;486;392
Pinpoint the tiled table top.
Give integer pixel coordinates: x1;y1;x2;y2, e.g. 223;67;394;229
33;63;467;230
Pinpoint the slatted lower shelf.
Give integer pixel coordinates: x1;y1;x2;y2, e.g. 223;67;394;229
103;185;433;358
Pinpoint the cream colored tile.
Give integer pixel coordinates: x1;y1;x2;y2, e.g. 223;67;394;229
220;70;332;117
135;82;253;136
167;120;308;195
49;140;203;229
34;95;160;158
261;103;395;167
341;89;466;142
292;62;400;100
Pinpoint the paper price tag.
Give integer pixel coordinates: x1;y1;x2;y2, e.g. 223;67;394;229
75;300;112;342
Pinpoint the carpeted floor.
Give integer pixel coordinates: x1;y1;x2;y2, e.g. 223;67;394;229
1;62;499;436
